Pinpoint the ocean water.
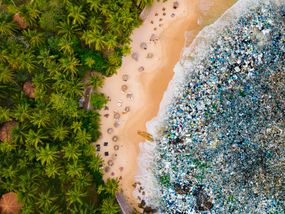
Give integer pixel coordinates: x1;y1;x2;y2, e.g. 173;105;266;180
135;0;285;213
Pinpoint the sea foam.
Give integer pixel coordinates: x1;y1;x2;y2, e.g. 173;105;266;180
134;0;284;210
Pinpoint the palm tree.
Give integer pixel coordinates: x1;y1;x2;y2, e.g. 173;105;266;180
45;162;61;178
19;5;40;27
103;178;119;197
86;0;100;12
62;143;80;160
30;109;50;128
50;125;69;141
100;198;120;214
104;33;117;50
1;165;17;179
68;5;86;25
57;20;79;40
88;17;102;32
0;14;17;36
23;29;44;48
58;37;74;55
32;72;50;91
66;161;83;178
37;49;57;68
0;49;8;63
88;74;104;89
36;144;58;165
75;129;91;145
66;185;87;206
13;103;30;123
36;190;56;210
25;129;47;147
136;0;154;8
18;52;36;73
59;56;80;77
81;30;105;51
0;107;11;123
0;64;14;84
12;123;27;144
88;154;103;173
71;121;82;133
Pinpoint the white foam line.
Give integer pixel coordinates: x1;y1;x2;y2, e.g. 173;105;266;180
134;0;282;208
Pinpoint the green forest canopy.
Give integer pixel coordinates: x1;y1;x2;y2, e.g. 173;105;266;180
0;0;154;213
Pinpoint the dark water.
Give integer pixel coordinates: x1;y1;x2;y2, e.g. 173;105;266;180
154;1;285;213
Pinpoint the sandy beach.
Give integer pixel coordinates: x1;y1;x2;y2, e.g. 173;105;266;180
97;0;236;210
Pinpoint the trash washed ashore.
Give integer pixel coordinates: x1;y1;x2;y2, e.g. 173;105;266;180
136;0;285;213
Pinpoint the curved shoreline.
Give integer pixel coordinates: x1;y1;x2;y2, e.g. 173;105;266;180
138;0;284;211
98;0;237;210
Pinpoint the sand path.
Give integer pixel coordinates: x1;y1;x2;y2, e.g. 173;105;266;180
97;0;236;210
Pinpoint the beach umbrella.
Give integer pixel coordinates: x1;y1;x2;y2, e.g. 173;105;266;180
147;53;154;59
122;74;129;81
114;112;121;120
112;136;119;142
107;128;113;134
173;1;179;9
131;52;139;61
124;106;130;113
114;121;120;128
140;42;147;50
114;145;119;151
138;66;144;72
121;85;128;93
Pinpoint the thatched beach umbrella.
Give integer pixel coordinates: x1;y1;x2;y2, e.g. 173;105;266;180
114;121;120;128
108;160;114;166
147;53;154;59
138;66;145;72
124;106;130;113
112;136;119;142
121;85;128;93
140;42;148;50
131;52;139;61
114;112;121;120
114;145;119;151
122;74;129;81
150;34;159;42
107;128;113;134
173;1;179;9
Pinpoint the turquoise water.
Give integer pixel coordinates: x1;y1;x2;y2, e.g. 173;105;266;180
138;0;285;213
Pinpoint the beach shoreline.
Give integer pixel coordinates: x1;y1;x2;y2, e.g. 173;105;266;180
97;0;237;210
